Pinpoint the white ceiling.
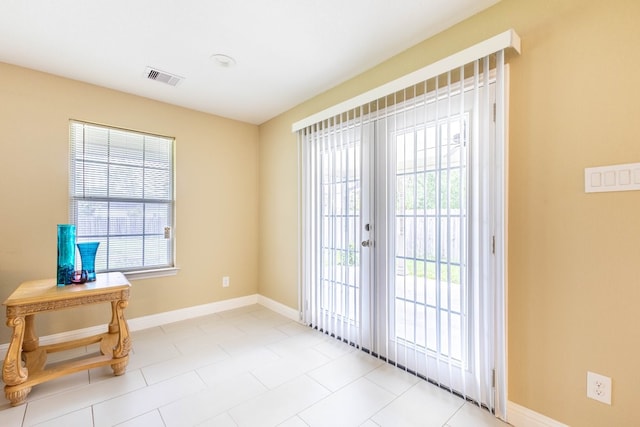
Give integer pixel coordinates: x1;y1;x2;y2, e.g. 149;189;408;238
0;0;500;125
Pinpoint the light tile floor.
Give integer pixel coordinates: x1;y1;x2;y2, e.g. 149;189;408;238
0;305;510;427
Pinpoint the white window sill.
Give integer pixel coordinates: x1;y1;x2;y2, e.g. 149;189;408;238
123;267;180;281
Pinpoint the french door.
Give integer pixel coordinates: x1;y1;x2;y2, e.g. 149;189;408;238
369;82;490;404
300;57;505;413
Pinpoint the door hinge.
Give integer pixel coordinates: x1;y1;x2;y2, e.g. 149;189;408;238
491;235;496;254
492;369;496;388
492;103;497;122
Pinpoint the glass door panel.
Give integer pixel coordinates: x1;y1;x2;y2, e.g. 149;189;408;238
373;84;484;401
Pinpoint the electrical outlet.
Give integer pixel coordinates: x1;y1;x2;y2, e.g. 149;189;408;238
587;371;611;405
222;276;230;288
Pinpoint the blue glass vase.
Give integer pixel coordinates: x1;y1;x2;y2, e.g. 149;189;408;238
77;242;100;282
57;224;76;286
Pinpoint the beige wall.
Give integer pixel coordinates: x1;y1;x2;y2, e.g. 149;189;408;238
2;0;639;424
0;63;260;343
258;0;640;425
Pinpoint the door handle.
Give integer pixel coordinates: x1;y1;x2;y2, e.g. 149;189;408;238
361;240;372;247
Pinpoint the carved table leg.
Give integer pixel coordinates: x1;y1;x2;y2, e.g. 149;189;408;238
110;299;131;376
22;315;39;352
108;301;119;334
3;315;31;406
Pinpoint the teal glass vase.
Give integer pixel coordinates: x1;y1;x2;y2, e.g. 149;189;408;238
57;224;76;286
77;242;100;282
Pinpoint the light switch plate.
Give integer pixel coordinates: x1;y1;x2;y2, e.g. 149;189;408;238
585;162;640;193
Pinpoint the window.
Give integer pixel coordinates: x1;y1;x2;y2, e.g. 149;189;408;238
69;121;175;276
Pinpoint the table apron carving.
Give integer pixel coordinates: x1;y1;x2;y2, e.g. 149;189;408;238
6;289;130;317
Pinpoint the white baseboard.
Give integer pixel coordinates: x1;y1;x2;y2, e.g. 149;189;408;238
507;401;569;427
257;295;300;321
0;293;295;352
127;294;259;331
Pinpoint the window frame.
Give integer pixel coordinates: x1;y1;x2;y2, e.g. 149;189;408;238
69;120;178;280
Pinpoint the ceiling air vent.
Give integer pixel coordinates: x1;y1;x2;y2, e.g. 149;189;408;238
144;67;183;86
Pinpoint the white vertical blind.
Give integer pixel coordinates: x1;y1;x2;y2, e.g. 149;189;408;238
293;29;520;132
299;115;363;345
297;31;518;420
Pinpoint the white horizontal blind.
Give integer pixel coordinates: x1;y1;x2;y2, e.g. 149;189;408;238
69;121;174;273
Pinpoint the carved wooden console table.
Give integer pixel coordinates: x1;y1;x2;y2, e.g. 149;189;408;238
2;272;131;406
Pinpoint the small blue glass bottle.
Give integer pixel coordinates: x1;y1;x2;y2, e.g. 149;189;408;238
57;224;76;286
77;242;100;282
